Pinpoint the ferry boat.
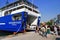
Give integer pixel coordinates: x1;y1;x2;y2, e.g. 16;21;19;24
0;0;41;32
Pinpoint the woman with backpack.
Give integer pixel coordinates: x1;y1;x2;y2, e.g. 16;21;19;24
41;25;47;37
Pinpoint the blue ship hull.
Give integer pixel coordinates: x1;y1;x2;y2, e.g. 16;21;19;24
0;12;27;32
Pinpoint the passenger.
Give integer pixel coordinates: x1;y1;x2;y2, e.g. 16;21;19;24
41;25;47;37
50;26;54;35
46;25;51;37
35;26;38;33
39;25;43;35
54;25;58;35
47;26;50;34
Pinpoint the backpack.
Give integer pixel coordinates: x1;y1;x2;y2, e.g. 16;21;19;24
41;27;46;32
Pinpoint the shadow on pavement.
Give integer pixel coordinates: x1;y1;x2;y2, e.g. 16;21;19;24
56;38;60;40
0;31;13;36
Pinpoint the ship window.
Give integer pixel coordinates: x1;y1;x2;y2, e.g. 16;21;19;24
4;11;8;16
4;11;11;16
17;6;24;10
13;8;16;11
18;3;20;5
33;10;39;13
9;10;12;13
14;3;17;6
25;6;31;11
12;6;24;11
12;14;22;20
25;6;38;13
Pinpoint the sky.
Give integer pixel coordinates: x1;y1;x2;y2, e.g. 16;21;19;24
0;0;60;22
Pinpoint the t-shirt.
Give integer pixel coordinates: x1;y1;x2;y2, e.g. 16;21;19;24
47;28;50;34
54;27;57;31
41;27;46;32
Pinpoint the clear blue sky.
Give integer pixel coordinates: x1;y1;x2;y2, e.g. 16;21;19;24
0;0;60;22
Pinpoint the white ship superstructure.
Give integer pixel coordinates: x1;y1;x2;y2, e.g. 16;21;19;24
0;0;41;25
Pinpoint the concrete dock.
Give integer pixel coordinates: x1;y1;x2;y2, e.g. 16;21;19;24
0;32;59;40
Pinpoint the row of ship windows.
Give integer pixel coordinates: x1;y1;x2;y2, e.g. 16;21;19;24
3;2;37;11
4;6;39;16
